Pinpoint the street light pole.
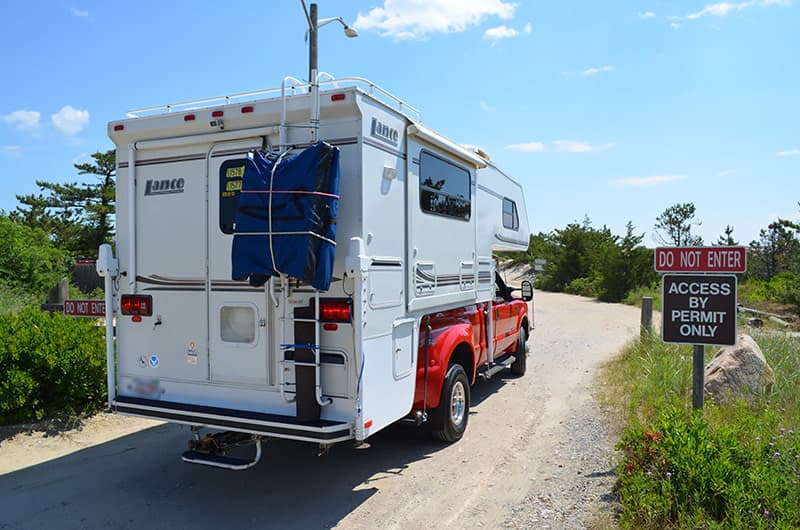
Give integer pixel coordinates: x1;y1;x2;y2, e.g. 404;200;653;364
308;3;318;91
300;1;358;142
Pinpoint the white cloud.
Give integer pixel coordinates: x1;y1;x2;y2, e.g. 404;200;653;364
716;169;737;176
484;25;518;40
554;140;615;153
639;11;657;19
685;0;791;21
479;100;495;112
51;105;90;135
2;110;40;131
671;22;682;29
71;7;89;17
0;145;24;157
610;175;688;187
777;148;800;156
354;0;516;40
582;65;614;76
505;142;545;153
505;140;615;153
523;22;532;33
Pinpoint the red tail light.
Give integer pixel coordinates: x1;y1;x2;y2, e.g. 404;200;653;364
319;300;351;323
121;294;153;316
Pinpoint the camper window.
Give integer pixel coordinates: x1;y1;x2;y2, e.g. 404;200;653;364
502;198;519;231
220;305;256;343
419;151;471;221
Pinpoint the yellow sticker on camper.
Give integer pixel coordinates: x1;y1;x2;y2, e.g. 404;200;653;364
225;180;242;192
226;166;245;179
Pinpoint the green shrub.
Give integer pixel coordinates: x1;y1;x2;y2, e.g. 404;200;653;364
606;333;800;528
564;276;601;298
0;215;71;295
618;408;800;528
769;272;800;311
0;307;106;424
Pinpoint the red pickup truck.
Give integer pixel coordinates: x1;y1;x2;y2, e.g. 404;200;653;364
412;274;533;441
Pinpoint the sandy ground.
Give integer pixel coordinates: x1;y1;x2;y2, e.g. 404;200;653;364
0;290;642;529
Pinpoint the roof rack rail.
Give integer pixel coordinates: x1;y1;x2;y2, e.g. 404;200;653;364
125;75;422;123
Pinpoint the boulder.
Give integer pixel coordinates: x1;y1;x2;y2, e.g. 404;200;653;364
704;334;774;401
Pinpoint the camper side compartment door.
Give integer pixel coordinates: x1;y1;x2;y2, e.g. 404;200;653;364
406;142;477;312
207;147;270;386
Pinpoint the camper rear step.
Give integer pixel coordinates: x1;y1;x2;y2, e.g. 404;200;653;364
182;432;263;471
113;396;353;443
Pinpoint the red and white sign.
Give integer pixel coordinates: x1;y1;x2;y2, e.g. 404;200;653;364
655;246;746;273
63;299;106;317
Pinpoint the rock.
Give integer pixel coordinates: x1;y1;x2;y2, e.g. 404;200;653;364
747;317;763;328
704;334;774;401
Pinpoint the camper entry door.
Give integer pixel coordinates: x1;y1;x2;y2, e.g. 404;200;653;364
207;147;271;386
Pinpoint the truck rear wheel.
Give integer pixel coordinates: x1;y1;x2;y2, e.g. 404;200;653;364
430;363;470;443
510;328;527;376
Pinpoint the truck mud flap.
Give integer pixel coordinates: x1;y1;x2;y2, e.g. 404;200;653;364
113;396;353;443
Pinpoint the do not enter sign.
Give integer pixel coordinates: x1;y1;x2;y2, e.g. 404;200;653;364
63;299;106;317
662;274;737;346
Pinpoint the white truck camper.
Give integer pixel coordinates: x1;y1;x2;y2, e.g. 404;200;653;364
99;75;531;469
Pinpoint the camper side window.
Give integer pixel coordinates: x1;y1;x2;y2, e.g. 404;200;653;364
419;151;471;221
503;198;519;231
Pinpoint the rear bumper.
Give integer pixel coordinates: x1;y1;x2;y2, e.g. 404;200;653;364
113;395;353;443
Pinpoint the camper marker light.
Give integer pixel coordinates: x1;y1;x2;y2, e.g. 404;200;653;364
323;323;338;331
121;294;153;316
241;106;254;113
113;124;124;131
184;114;196;121
211;110;224;117
331;93;346;101
319;300;351;322
364;420;373;429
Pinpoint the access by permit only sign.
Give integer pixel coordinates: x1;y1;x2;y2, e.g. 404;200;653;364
661;274;737;346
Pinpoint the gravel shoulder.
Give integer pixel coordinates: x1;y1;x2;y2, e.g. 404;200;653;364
0;291;640;529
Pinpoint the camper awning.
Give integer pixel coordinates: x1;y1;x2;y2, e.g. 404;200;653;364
231;142;340;291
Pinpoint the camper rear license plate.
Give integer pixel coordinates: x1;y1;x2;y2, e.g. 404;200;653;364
132;378;161;398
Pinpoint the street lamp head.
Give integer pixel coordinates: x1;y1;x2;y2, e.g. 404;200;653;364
343;25;359;38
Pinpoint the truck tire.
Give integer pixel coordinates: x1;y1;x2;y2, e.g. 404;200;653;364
430;363;470;443
510;328;527;376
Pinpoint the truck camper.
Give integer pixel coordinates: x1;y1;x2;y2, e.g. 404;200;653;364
97;74;533;470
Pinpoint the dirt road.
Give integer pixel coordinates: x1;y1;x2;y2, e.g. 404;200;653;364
0;292;641;529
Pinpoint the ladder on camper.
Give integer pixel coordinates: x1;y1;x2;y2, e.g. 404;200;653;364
275;276;332;407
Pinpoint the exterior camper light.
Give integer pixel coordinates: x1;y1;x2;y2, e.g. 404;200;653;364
121;294;153;317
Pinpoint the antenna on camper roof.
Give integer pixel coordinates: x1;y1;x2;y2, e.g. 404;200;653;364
300;1;359;142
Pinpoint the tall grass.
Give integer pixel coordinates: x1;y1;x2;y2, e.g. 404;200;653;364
602;332;800;528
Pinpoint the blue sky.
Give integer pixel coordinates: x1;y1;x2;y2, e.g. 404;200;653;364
1;0;798;247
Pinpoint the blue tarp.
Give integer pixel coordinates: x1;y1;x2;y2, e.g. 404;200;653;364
231;142;340;291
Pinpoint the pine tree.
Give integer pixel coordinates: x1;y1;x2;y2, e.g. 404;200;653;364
13;150;115;258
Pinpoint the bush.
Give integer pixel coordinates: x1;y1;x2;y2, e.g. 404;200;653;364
769;272;800;311
564;276;601;298
0;215;71;295
605;333;800;528
0;307;106;424
618;409;800;528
